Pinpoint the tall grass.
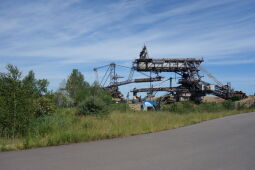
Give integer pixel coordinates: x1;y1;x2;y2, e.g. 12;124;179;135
1;102;254;151
162;101;236;113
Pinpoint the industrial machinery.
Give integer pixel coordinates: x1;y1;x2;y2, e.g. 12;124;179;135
132;46;246;103
94;46;246;103
93;62;163;100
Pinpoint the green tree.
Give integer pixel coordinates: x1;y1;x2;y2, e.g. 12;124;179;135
0;65;34;137
0;65;52;137
76;96;109;116
53;80;74;108
22;70;49;97
89;84;112;105
66;69;90;105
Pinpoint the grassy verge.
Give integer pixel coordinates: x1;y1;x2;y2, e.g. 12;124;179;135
1;104;254;151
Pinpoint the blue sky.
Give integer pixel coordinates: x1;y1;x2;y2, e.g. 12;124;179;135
0;0;255;96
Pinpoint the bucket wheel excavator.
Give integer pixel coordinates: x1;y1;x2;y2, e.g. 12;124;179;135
93;46;246;103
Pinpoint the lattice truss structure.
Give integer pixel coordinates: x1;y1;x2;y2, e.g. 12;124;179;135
94;46;246;103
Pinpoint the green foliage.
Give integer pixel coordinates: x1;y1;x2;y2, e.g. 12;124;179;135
66;69;90;105
89;85;112;105
196;102;222;113
162;102;196;114
3;65;253;151
2;106;255;151
76;96;109;116
162;100;236;114
53;91;74;108
53;80;74;107
109;103;131;112
34;97;56;117
58;70;112;109
0;65;51;137
230;96;241;101
0;65;33;137
222;100;235;110
23;70;49;97
0;65;112;138
28;111;77;137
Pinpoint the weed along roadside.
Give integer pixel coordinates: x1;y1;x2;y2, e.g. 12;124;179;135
1;101;255;151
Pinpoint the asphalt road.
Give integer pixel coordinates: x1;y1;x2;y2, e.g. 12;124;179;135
1;112;255;170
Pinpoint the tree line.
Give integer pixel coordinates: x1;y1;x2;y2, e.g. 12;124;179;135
0;64;112;138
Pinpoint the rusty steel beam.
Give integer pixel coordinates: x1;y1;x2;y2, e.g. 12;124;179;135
133;76;163;83
106;76;163;88
131;87;189;93
133;58;203;72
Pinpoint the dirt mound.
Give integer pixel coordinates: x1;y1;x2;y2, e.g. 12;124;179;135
203;96;225;103
235;96;255;108
129;104;141;111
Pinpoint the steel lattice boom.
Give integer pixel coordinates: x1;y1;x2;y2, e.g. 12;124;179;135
93;46;246;103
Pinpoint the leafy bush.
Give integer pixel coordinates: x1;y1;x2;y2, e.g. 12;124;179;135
34;97;56;117
63;70;112;107
109;103;131;112
66;69;90;105
0;65;51;137
230;96;241;101
196;102;222;113
53;92;74;108
76;96;109;116
162;100;236;114
222;100;235;110
28;111;77;137
89;85;113;105
163;102;195;114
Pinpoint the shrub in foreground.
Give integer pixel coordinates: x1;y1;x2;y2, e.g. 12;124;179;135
162;102;196;114
53;92;74;108
162;100;237;114
222;100;235;110
196;102;222;113
76;96;109;116
34;97;56;117
109;103;131;112
0;65;51;137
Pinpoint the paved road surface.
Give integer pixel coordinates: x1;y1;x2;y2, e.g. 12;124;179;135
1;112;255;170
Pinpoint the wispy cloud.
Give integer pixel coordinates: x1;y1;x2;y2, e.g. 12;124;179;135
0;0;254;93
207;59;255;65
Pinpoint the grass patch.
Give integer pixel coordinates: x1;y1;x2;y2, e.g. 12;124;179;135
1;102;255;151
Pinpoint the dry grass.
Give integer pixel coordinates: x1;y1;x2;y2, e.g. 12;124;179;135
235;96;255;108
1;106;254;152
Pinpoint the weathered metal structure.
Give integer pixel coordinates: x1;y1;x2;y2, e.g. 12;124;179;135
93;62;163;99
94;46;246;103
132;46;243;103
